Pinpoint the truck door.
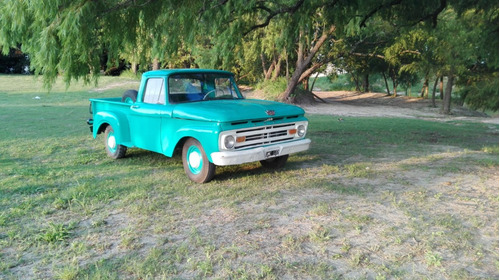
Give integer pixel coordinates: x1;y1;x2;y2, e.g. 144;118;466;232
128;77;171;153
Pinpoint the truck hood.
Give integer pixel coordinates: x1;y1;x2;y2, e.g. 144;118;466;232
172;99;305;122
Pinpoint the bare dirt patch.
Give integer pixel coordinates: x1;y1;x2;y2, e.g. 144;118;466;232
301;91;498;123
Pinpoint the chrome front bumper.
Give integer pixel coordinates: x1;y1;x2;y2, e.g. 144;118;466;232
210;139;311;166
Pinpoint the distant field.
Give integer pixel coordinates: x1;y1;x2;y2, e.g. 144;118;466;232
0;75;498;279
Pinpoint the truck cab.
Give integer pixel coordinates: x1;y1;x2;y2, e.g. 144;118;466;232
88;69;310;183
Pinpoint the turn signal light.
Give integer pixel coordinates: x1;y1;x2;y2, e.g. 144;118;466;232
236;136;246;143
288;129;297;135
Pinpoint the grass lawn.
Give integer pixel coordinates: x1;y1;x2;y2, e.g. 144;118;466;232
0;75;498;279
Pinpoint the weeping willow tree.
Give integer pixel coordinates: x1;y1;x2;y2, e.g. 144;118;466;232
1;0;496;109
0;0;205;87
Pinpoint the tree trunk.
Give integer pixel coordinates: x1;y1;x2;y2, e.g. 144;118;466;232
362;74;369;92
261;54;276;80
420;77;429;98
265;59;276;80
279;26;335;102
310;72;320;91
439;76;444;100
272;56;282;81
302;77;309;90
431;75;439;107
391;70;398;97
442;73;454;114
152;58;160;70
352;73;360;92
393;80;398;97
382;71;391;95
260;54;267;77
285;51;289;81
131;62;138;74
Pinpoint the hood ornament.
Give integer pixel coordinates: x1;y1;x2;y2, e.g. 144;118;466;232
266;110;275;116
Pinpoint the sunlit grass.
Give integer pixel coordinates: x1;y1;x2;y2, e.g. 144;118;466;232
0;75;498;279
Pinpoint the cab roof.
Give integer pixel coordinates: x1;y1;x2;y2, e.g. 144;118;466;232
143;69;233;78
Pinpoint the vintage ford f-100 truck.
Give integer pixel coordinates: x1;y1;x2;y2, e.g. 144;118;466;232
87;69;310;183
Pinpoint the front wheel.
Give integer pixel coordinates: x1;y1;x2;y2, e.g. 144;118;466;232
182;138;216;183
260;155;289;169
104;125;127;159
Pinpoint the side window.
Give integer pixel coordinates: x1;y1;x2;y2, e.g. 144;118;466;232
143;78;165;104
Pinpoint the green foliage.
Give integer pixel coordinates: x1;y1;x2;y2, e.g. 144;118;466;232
0;0;497;110
255;77;288;100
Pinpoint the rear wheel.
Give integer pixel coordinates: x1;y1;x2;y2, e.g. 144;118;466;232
182;138;215;183
260;155;289;169
104;125;127;159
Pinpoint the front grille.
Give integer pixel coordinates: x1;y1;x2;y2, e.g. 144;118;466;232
233;122;296;149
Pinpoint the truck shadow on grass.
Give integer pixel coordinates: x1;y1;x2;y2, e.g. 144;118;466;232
119;148;322;183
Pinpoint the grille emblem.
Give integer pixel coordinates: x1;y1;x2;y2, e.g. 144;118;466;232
266;110;275;116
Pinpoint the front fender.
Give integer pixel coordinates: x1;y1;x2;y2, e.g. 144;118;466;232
162;121;220;162
93;111;132;145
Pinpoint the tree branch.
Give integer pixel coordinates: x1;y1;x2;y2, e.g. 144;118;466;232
417;0;447;27
298;62;325;83
360;0;402;28
243;0;305;36
100;0;158;16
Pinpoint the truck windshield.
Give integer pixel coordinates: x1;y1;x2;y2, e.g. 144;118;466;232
168;73;243;103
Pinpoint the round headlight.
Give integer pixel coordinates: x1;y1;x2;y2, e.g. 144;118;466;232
224;135;236;149
297;125;306;137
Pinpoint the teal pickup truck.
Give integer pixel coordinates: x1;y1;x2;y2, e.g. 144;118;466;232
87;69;310;183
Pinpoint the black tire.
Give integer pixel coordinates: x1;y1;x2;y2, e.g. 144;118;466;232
260;155;289;169
182;138;216;183
104;125;127;159
122;89;138;103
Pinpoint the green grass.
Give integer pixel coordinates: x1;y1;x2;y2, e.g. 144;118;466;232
0;75;498;279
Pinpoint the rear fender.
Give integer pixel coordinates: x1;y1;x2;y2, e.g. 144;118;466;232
93;111;131;144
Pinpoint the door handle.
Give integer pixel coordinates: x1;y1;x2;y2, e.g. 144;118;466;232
131;105;140;109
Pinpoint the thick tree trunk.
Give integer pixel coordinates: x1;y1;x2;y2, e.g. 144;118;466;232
362;74;369;92
282;69;303;102
382;71;391;95
279;26;335;102
442;73;454;114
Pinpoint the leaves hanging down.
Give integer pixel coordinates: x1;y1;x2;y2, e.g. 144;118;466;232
0;0;497;111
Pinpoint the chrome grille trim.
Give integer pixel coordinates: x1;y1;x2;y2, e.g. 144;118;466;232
229;122;304;150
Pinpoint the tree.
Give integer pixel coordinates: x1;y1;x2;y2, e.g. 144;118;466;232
0;0;496;112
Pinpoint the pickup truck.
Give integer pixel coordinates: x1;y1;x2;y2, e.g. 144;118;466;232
87;69;311;183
